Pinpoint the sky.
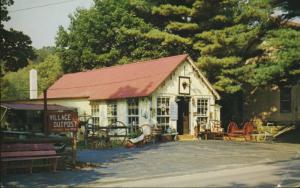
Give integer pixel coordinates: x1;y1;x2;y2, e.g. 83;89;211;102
4;0;94;49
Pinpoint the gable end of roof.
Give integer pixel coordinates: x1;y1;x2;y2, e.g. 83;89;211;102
187;56;221;100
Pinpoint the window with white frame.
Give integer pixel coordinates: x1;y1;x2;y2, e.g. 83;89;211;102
157;97;170;133
197;98;209;125
127;98;139;126
107;102;117;125
91;103;99;126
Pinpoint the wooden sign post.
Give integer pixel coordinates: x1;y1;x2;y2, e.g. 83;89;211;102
47;111;79;166
72;131;77;166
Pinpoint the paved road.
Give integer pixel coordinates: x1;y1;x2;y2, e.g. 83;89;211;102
101;163;299;187
2;141;300;187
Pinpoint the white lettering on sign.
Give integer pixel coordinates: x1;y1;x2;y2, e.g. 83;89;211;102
49;114;71;121
47;112;78;132
53;121;75;128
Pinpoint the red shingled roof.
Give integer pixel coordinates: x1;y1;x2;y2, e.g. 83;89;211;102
46;54;188;100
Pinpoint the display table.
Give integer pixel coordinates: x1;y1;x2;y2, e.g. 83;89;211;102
199;130;224;140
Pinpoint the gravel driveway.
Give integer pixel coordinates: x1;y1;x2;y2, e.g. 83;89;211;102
2;141;300;187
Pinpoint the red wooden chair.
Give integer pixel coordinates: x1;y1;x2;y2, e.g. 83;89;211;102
227;121;257;141
227;121;243;136
243;122;258;140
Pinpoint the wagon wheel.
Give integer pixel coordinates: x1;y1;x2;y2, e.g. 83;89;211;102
107;121;128;145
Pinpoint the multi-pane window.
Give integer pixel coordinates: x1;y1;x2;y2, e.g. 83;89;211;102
127;98;139;126
91;103;99;126
280;87;292;113
197;99;209;125
107;102;117;125
157;97;170;133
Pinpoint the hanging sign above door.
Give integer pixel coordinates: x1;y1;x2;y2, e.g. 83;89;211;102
179;76;190;95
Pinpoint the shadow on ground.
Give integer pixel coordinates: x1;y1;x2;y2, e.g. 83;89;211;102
1;143;168;187
275;127;300;144
274;157;300;187
1;141;299;187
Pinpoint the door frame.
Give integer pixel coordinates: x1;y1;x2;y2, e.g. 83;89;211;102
176;96;191;135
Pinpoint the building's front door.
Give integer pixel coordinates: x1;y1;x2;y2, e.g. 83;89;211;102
177;96;190;135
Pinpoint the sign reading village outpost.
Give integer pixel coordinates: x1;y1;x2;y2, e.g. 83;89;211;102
48;112;78;132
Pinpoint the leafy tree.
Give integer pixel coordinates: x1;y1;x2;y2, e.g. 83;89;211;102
53;0;299;124
33;46;56;63
56;0;169;73
0;0;36;74
0;0;13;25
1;54;62;101
56;0;149;72
56;0;299;93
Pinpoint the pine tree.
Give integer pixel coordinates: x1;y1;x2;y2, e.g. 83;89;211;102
132;0;271;93
56;0;299;92
249;28;300;87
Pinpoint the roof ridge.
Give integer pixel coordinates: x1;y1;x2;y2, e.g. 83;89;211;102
49;71;171;90
62;54;188;77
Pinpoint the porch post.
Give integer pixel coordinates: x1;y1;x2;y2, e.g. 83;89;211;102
43;89;48;136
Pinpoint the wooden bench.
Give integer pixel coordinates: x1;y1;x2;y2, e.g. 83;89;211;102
227;121;258;141
1;143;61;175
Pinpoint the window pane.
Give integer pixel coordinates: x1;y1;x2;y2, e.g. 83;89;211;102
127;98;139;126
197;99;208;116
91;103;100;125
197;99;209;127
280;87;291;113
107;102;117;125
157;97;170;133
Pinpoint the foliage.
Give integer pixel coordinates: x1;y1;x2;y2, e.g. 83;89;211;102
132;0;299;93
193;0;271;93
56;0;200;73
249;28;300;86
56;0;165;73
128;128;143;139
33;46;56;63
0;0;13;25
1;54;63;101
127;0;271;93
0;0;35;74
56;0;299;94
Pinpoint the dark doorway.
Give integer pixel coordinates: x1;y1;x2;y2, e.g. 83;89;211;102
177;96;190;135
